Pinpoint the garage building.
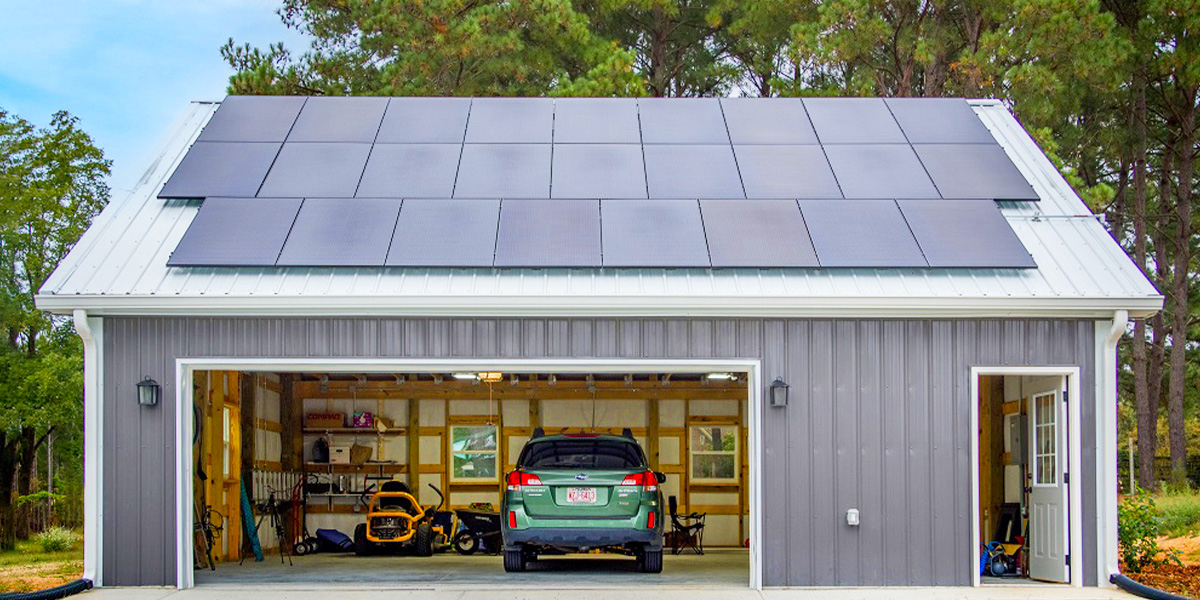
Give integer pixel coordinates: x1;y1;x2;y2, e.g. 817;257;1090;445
35;96;1160;590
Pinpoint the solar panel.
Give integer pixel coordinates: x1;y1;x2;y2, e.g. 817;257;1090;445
167;197;301;266
257;143;372;198
386;199;500;266
454;144;551;198
884;98;995;144
638;98;729;144
464;98;554;143
275;198;401;266
720;98;818;144
554;98;641;143
375;97;471;143
600;199;710;267
643;145;744;199
551;144;647;199
701;199;818;267
734;145;842;198
158;141;281;199
913;144;1039;200
898;199;1035;268
356;144;461;198
803;98;907;144
823;144;940;199
197;96;306;142
285;96;389;142
494;199;601;266
798;199;927;267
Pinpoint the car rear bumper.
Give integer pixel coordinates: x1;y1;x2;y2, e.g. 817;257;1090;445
503;525;662;551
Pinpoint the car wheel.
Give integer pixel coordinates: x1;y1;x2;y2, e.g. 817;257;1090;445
415;522;434;557
639;548;663;573
503;548;527;572
453;531;478;555
354;524;372;557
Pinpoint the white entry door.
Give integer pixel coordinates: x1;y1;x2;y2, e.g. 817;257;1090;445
1027;376;1068;583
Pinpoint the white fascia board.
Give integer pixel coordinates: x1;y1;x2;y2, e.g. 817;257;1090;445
36;292;1163;319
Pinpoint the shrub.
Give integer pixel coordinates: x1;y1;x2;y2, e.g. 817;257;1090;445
1119;489;1181;573
33;527;78;553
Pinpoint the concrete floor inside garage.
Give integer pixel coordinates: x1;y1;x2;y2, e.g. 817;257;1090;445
194;548;749;588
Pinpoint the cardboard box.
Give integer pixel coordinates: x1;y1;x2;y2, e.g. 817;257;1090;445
306;412;344;429
329;445;352;464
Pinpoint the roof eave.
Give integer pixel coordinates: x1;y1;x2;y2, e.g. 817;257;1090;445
35;293;1163;320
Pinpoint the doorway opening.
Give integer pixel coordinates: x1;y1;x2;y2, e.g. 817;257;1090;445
974;370;1079;586
180;362;760;590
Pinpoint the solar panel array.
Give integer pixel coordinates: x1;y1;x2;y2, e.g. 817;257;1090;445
163;96;1039;269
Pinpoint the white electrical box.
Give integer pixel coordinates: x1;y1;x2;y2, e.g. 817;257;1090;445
846;508;860;526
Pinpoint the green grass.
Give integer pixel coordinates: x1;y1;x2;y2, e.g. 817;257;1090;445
0;536;83;593
1155;491;1200;537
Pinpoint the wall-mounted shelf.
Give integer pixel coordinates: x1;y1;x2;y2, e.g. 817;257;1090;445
302;428;404;436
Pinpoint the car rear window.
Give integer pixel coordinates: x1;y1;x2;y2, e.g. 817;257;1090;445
519;438;646;470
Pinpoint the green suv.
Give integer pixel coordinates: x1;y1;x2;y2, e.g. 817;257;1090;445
501;429;665;573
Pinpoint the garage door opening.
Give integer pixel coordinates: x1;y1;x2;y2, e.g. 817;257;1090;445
186;367;754;589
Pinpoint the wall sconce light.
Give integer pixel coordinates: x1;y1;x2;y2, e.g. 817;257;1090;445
137;376;161;407
770;377;789;408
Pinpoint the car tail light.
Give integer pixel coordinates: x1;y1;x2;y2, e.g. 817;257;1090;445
508;511;517;529
647;511;656;529
506;471;543;491
620;471;658;491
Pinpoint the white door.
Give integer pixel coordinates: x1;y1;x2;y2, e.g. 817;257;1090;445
1027;376;1068;583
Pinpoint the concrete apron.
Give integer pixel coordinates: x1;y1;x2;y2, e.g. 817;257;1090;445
81;587;1141;600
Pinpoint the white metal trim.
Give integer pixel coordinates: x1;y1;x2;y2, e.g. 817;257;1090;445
173;357;764;591
969;366;1083;588
36;293;1162;319
73;310;103;586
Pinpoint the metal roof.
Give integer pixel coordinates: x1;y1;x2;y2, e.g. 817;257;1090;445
36;99;1161;318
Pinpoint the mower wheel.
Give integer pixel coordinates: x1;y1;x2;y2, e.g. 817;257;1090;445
503;548;527;572
354;524;373;556
453;531;478;555
293;541;309;556
415;522;434;557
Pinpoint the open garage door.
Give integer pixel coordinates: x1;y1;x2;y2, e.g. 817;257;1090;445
186;367;755;589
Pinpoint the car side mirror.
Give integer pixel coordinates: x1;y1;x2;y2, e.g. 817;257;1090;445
654;471;666;484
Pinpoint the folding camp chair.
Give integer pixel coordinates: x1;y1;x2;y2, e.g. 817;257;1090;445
668;495;705;555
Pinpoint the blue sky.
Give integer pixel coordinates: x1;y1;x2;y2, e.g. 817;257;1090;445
0;1;308;195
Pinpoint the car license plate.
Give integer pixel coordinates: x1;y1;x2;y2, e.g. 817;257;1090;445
566;487;597;504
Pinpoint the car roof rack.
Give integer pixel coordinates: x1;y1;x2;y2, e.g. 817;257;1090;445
532;427;544;439
622;427;634;439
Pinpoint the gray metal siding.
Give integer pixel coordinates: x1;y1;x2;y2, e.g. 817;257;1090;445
101;317;1097;587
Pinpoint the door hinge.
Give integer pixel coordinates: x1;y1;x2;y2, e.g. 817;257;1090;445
1064;472;1069;484
1065;554;1071;566
1063;389;1069;403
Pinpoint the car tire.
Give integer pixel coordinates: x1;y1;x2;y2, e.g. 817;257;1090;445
415;522;434;557
503;548;527;572
639;548;663;573
354;524;372;557
453;531;478;555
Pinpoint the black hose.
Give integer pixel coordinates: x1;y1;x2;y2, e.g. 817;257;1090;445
0;578;92;600
1111;573;1194;600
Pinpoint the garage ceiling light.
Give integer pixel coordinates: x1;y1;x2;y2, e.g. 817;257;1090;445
479;372;504;383
706;372;738;381
452;372;479;380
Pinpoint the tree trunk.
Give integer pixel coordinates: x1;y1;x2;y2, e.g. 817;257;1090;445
1130;61;1153;490
0;433;17;551
1166;99;1194;483
15;427;35;540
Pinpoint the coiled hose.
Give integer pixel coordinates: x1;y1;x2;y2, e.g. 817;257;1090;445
1111;573;1193;600
0;578;92;600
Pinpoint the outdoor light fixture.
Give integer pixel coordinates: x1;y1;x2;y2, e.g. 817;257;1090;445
136;376;161;407
705;372;738;381
770;377;790;408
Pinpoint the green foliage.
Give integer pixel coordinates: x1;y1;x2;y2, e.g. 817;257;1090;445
1154;491;1200;537
16;491;64;508
1119;489;1181;573
31;527;76;553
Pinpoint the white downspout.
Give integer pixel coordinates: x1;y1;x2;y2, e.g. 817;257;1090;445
74;309;103;586
1100;309;1128;586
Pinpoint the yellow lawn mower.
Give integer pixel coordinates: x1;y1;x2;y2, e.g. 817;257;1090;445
353;481;446;556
